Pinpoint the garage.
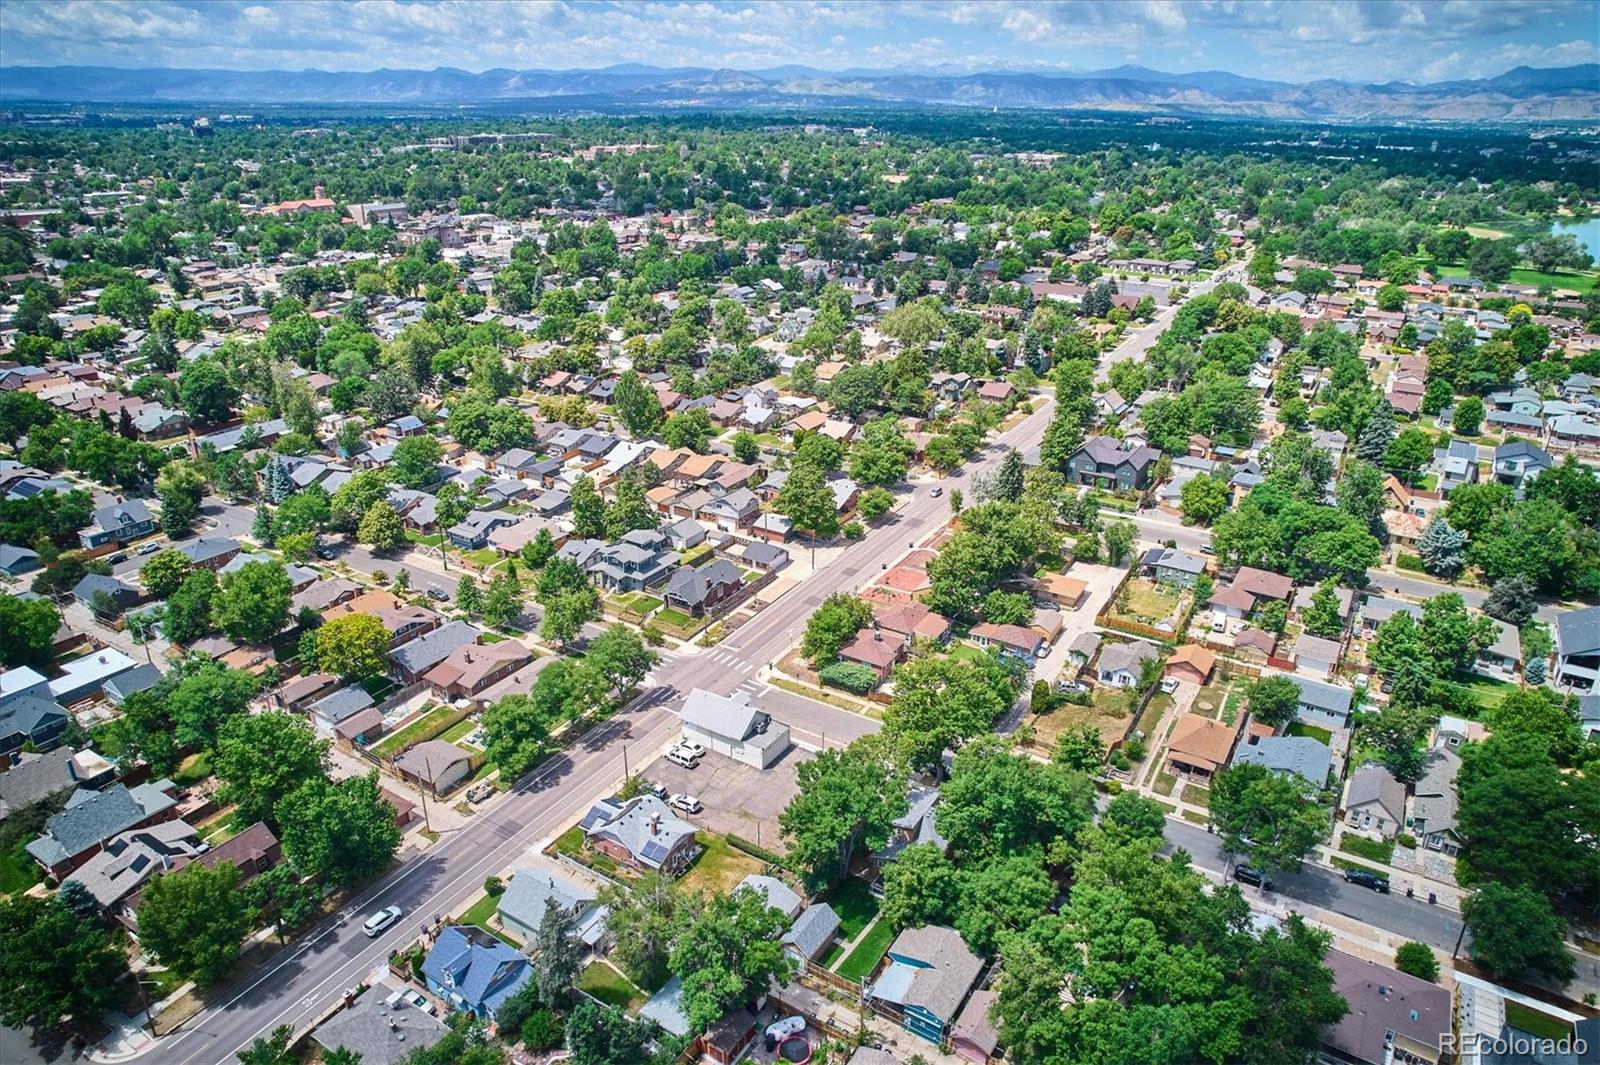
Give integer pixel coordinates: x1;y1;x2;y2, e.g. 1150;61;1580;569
679;688;791;769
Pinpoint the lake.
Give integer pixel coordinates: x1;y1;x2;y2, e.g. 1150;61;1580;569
1551;217;1600;263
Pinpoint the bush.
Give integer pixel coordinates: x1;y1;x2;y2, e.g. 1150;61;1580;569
1394;941;1440;982
1063;689;1094;706
1108;749;1130;771
1396;832;1417;849
842;521;864;540
520;1008;564;1051
727;834;784;866
484;875;504;896
1396;553;1425;573
819;661;878;694
1123;735;1146;762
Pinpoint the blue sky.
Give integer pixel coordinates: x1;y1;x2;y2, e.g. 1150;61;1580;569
2;0;1596;83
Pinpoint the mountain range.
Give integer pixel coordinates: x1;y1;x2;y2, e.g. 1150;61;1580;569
3;62;1596;121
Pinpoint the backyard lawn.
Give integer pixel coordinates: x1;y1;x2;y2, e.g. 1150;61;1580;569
1114;580;1181;625
579;961;646;1011
0;839;41;895
172;751;213;787
1286;721;1333;745
678;834;764;896
1455;673;1516;711
836;916;896;983
1505;1000;1575;1041
825;876;881;941
1030;692;1133;752
372;704;455;758
438;716;479;744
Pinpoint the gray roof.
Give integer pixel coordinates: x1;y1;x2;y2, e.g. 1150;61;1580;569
1360;595;1423;625
1413;747;1461;837
1078;436;1159;470
393;740;471;781
176;536;241;565
1232;736;1332;785
1344;764;1405;824
91;498;152;531
311;685;376;725
578;795;695;870
389;620;479;675
871;925;983;1022
1290;633;1341;665
103;664;164;704
1323;950;1451;1065
0;544;41;573
0;747;91;816
782;902;841;958
1557;604;1600;658
63;821;201;908
1098;639;1161;675
1143;547;1206;575
680;688;763;743
313;983;448;1065
0;695;68;744
1289;675;1353;716
740;541;787;566
25;781;175;866
497;867;596;933
665;558;741;608
737;874;802;918
73;573;138;604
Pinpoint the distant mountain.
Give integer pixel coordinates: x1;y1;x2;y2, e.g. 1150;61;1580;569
2;62;1595;121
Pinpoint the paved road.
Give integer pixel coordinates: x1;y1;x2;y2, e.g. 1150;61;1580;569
1095;261;1247;386
138;397;1061;1065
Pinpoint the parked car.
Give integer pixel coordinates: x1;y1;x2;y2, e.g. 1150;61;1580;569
136;541;162;556
316;546;338;561
466;782;494;804
108;552;127;564
1343;868;1390;893
1232;865;1274;891
1159;677;1180;694
363;905;403;937
665;746;700;769
669;793;703;815
426;583;449;602
930;485;944;497
677;738;706;759
648;781;668;799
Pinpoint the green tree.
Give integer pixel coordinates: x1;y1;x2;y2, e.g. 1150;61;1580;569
1052;725;1106;772
0;595;59;671
1453;395;1485;435
178;359;238;425
480;567;527;630
779;736;907;888
164;568;217;643
390;434;443;488
1211;763;1329;876
236;1026;297;1065
1463;883;1576;984
857;485;894;519
1482;574;1538;627
880;842;959;931
1443;480;1513;538
1383;427;1432;484
214;711;329;828
1393;941;1440;982
1302;578;1345;638
314;613;391;680
1245;674;1301;729
604;472;659;539
660;408;713;452
801;593;872;664
1416;516;1466;579
597;874;681;989
565;1000;660;1065
0;893;127;1028
882;654;1015;771
356;499;405;551
612;370;664;436
1179;472;1228;525
569;474;605;539
482;690;561;779
775;459;839;542
155;460;207;537
138;860;253;985
215;560;292;644
275;771;402;887
731;431;759;464
531;903;582;1006
584;625;657;693
955;852;1055;955
669;887;793;1033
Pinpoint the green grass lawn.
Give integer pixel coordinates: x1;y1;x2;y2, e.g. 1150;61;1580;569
1286;721;1333;745
1506;1000;1576;1041
459;891;519;947
1454;673;1516;711
655;607;697;629
1339;834;1396;864
361;675;398;701
613;593;662;614
679;835;765;896
371;705;456;758
1115;579;1180;624
825;877;881;941
1153;770;1178;796
0;839;41;895
836;916;896;983
579;961;645;1011
948;644;992;665
406;531;444;547
1432;261;1597;295
1137;693;1174;735
1181;784;1211;809
438;716;479;744
172;751;213;787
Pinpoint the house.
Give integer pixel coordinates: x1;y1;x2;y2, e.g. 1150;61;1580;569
1140;547;1208;589
48;648;139;705
663;558;743;617
865;925;984;1044
1;665;51;706
420;925;533;1021
839;627;905;681
1165;644;1215;685
423;641;532;700
738;540;789;572
390;738;470;796
1475;619;1521;678
63;821;203;916
1410;748;1461;855
662;517;707;552
1232;567;1294;603
873;602;952;645
1096;639;1161;688
952;988;1001;1065
313;981;448;1065
79;499;156;550
782;902;841;964
1035;572;1088;610
25;780;179;880
1343;764;1405;839
0;748;114;820
0;695;69;754
578;795;698;875
1429;440;1479;495
1492;439;1553;496
1208;583;1257;629
174;536;242;571
0;543;41;576
680;689;791;769
1231;735;1332;787
72;573;140;614
1358;595;1422;637
587;530;677;593
1321;950;1451;1065
737;873;803;921
1165;712;1245;783
969;622;1045;665
1288;675;1353;730
1065;437;1160;492
496;867;607;946
389;621;480;684
1553;603;1600;689
447;510;517;550
308;685;376;732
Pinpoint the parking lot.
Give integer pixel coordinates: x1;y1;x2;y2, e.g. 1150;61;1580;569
645;745;811;854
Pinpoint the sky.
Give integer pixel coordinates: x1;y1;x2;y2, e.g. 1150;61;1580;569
1;0;1596;84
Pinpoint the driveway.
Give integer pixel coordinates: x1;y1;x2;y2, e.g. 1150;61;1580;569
644;746;811;855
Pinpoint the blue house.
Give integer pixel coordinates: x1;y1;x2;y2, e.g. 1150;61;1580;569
420;925;532;1021
865;925;983;1044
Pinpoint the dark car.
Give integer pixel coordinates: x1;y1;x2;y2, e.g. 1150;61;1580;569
316;546;338;561
1343;868;1390;893
1233;865;1274;891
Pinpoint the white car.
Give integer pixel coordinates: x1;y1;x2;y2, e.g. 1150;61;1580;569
669;793;703;815
1159;677;1180;694
665;747;700;769
677;738;706;759
136;541;162;556
363;905;403;937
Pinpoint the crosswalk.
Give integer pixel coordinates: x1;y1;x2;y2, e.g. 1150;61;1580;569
700;646;753;672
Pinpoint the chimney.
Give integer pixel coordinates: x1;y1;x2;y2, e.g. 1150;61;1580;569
649;814;660;835
314;184;326;199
